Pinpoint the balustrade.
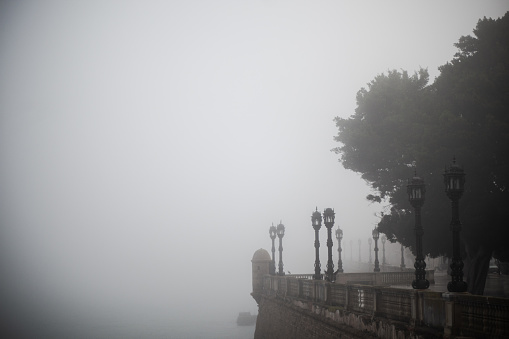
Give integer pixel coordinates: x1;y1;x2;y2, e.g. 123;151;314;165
259;273;509;337
348;285;375;314
377;287;414;322
301;279;314;300
287;277;300;297
315;282;327;303
444;293;509;338
329;284;347;306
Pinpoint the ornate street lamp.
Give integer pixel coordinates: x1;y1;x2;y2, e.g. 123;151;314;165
400;244;406;270
335;228;343;273
277;222;285;276
372;227;380;272
358;239;361;262
444;157;467;292
381;235;387;266
407;172;429;289
368;238;373;264
323;208;335;281
269;223;277;275
311;208;322;280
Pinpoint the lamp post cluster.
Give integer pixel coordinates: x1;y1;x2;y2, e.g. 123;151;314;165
265;158;467;292
311;208;340;281
268;221;285;276
401;157;467;291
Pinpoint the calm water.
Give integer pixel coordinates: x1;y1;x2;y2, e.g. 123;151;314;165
6;313;256;339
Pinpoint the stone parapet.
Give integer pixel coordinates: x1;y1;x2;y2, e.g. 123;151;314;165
256;274;509;338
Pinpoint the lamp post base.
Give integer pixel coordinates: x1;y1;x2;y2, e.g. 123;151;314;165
412;279;430;289
447;280;467;292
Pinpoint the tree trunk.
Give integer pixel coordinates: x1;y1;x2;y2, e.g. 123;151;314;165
464;243;492;295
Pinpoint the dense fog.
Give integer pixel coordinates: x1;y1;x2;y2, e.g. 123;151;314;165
1;1;508;337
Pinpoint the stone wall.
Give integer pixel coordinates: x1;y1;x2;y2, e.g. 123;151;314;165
254;276;509;338
252;250;509;338
254;296;377;339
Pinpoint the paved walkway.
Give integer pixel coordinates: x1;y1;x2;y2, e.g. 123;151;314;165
393;271;509;298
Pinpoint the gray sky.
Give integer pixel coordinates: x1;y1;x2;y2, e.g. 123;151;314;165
1;0;508;335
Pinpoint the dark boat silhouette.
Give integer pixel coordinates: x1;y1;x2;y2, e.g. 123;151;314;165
236;312;257;326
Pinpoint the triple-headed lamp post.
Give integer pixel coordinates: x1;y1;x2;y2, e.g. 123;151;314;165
372;227;380;272
444;158;468;292
276;222;285;276
407;173;429;289
269;224;277;275
323;208;335;282
311;209;322;280
335;228;344;273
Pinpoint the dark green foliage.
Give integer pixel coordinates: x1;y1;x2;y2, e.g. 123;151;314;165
332;12;509;294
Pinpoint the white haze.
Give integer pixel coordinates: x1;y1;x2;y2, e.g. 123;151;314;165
1;1;508;337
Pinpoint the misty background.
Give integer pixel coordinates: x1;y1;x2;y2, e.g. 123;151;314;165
1;1;508;337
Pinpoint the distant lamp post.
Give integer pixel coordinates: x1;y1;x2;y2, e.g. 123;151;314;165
277;222;285;276
444;157;468;292
335;228;343;273
269;224;277;275
358;239;361;262
381;235;387;266
400;244;406;270
311;208;322;280
368;238;373;264
350;240;353;261
407;172;429;289
372;227;380;272
323;208;335;281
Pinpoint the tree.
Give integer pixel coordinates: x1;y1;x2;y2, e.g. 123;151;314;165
332;12;509;295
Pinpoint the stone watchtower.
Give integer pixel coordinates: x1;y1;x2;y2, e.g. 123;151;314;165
251;248;271;304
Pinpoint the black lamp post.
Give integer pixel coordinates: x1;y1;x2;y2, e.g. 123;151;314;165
444;158;468;292
368;238;373;264
373;227;380;272
323;208;335;281
381;235;387;266
269;224;277;275
311;209;322;280
277;222;285;276
335;228;343;273
358;239;361;262
400;244;406;270
407;172;429;289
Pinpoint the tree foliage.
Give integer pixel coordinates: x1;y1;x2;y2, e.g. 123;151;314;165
332;12;509;294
